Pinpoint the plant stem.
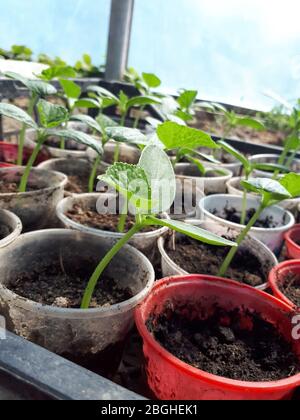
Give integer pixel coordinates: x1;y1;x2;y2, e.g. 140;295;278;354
286;148;299;169
218;202;265;278
240;174;249;225
133;105;145;129
117;200;128;233
88;155;101;193
114;112;126;163
17;96;36;166
19;132;45;193
80;223;142;309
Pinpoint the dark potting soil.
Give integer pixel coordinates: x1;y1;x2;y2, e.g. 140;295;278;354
45;137;87;151
167;236;266;287
0;181;37;193
66;175;89;194
279;272;300;307
7;261;134;308
213;205;279;228
0;224;11;240
66;204;157;233
147;305;300;382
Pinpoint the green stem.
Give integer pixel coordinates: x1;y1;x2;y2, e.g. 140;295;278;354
218;203;266;278
114;113;127;163
286;148;299;169
19;132;45;193
80;223;143;309
133;105;145;129
240;174;249;225
88;155;101;193
117;200;129;233
17;96;36;166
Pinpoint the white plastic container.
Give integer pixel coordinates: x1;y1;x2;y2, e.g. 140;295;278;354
0;209;22;249
249;154;300;178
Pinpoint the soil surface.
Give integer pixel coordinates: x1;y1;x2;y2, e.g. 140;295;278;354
66;175;89;194
167;236;266;287
147;305;300;382
7;261;134;308
0;181;37;193
66;204;157;233
213;205;280;228
0;224;11;240
279;272;300;307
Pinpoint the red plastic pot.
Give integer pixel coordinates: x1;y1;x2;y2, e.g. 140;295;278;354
269;260;300;309
0;142;49;166
135;275;300;400
285;225;300;260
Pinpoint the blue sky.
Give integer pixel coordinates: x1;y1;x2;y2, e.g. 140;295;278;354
0;0;300;110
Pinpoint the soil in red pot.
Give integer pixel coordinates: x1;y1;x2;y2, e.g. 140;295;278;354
147;304;300;382
167;236;267;287
213;205;279;228
279;272;300;307
66;204;157;233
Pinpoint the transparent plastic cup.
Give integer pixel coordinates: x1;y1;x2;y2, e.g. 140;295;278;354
0;209;22;248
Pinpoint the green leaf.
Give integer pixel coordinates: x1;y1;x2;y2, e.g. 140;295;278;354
37;99;69;128
218;140;251;173
83;53;92;65
87;85;118;101
241;178;291;201
60;79;81;99
279;173;300;198
74;98;100;109
105;127;148;146
98;163;152;212
157;121;217;150
126;95;161;111
96;114;118;131
236;117;265;131
192;151;220;165
175;110;193;122
139;145;176;213
252;163;290;174
70;114;102;134
186;156;206;175
5;71;57;96
177;90;198;110
285;135;300;151
142;73;161;88
147;217;237;247
0;103;37;129
40;65;76;81
48;129;103;156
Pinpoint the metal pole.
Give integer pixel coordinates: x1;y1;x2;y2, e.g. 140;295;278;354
105;0;135;81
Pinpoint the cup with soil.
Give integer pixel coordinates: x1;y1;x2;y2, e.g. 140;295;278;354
175;163;233;195
199;194;295;254
0;229;155;378
0;209;22;248
198;147;242;176
158;220;277;290
284;225;300;260
168;177;204;220
135;275;300;400
227;177;300;215
38;158;106;196
269;260;300;309
249;154;300;178
0;167;67;232
56;193;169;261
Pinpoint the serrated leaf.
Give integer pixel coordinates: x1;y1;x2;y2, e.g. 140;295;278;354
142;73;161;88
60;79;81;99
0;103;37;129
49;129;103;156
139;145;176;213
279;173;300;198
157;121;217;150
218;140;251;172
241;178;291;201
71;114;102;134
106;127;148;146
37;99;69;128
126;95;161;111
98;163;152;213
147;217;237;247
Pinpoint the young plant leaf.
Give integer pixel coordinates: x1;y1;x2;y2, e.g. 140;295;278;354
74;98;100;109
105;127;148;146
236;117;265;131
126;95;161;111
218;140;251;173
147;217;237;247
241;178;291;201
98;163;152;213
37;99;69;128
175;110;193;122
139;145;176;213
142;73;161;89
5;71;57;96
279;173;300;198
71;114;102;134
0;103;37;129
252;163;290;174
49;129;103;155
96;114;118;131
177;90;198;110
60;79;81;99
87;85;118;101
40;65;76;81
157;121;217;150
186;156;206;175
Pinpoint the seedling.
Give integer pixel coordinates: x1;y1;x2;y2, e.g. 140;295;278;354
175;89;198;122
218;140;289;224
81;145;236;309
219;108;265;141
218;173;300;278
4;71;57;165
0;101;102;192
